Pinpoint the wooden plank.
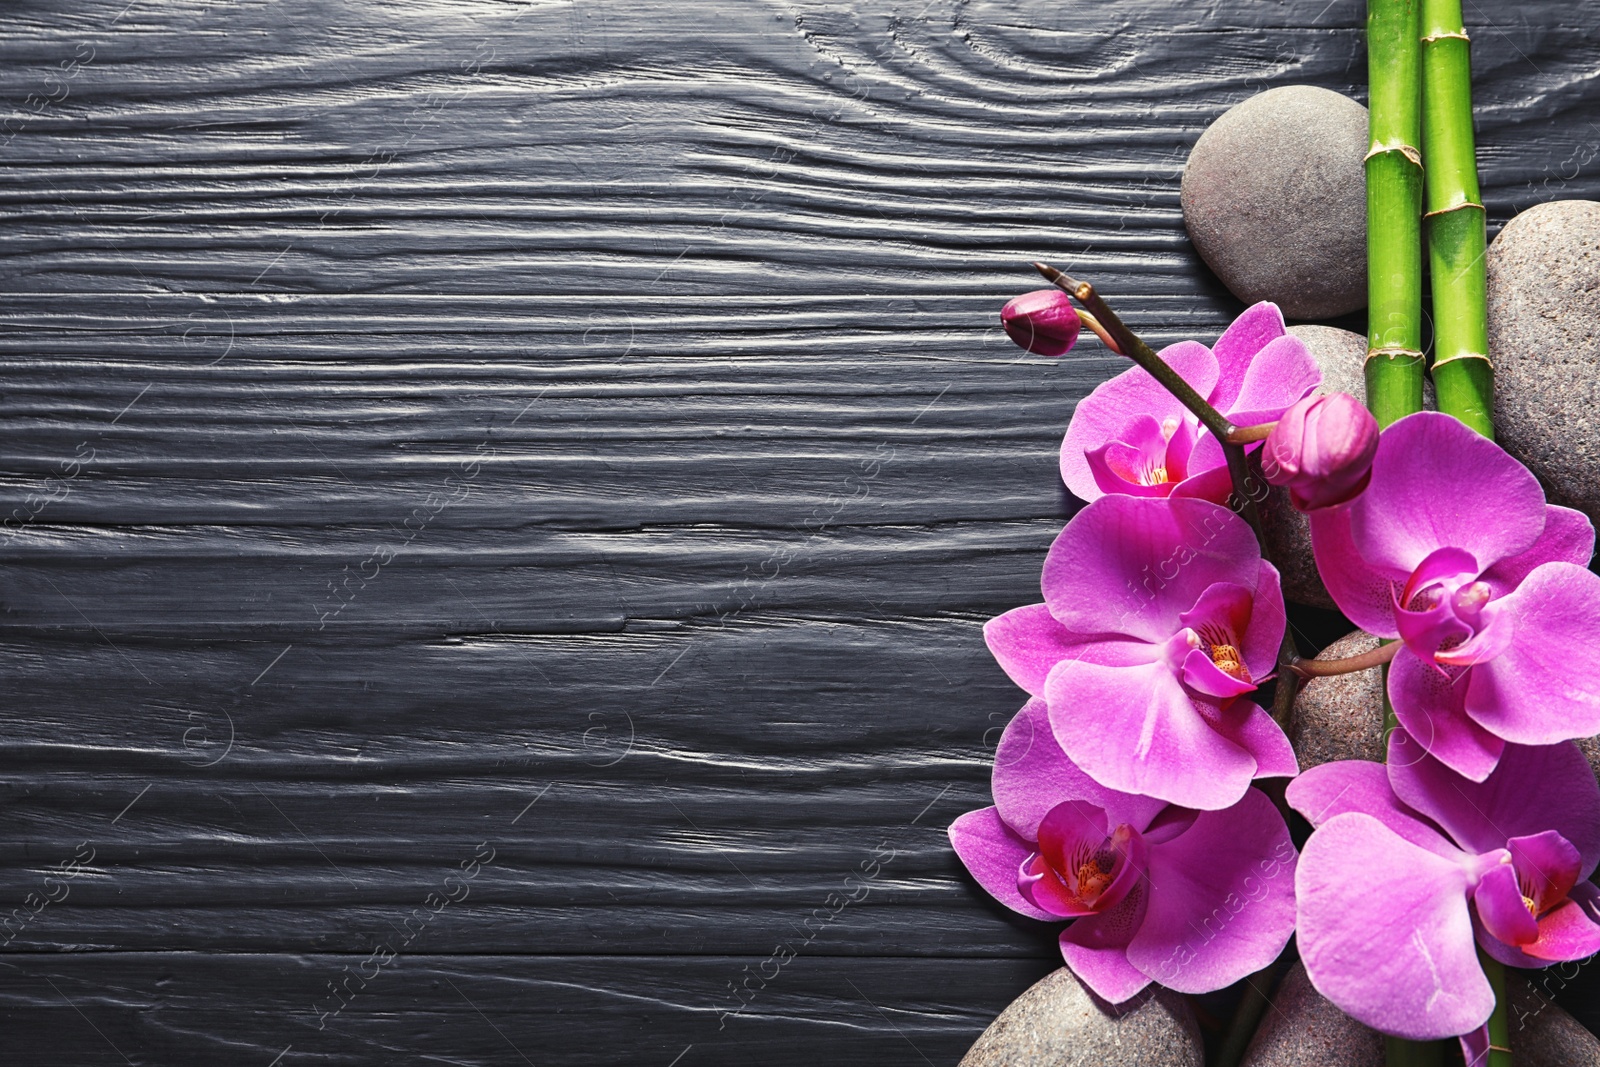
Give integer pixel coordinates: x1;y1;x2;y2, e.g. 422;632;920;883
0;953;1060;1065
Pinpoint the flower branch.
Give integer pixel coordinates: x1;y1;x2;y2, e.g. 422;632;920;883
1289;639;1401;679
1033;261;1304;726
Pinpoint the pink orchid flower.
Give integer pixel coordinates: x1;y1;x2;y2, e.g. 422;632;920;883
950;699;1298;1003
1289;733;1600;1045
984;495;1297;811
1310;411;1600;780
1060;302;1320;504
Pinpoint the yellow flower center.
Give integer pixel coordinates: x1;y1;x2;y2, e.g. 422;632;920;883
1210;643;1248;681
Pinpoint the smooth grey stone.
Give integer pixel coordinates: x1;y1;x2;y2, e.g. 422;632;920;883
1488;200;1600;525
959;968;1202;1067
1511;972;1600;1066
1182;86;1368;319
1290;631;1386;771
1241;962;1383;1067
1294;324;1369;401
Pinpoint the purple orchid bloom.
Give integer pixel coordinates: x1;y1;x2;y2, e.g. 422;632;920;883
1310;411;1600;780
1289;732;1600;1043
1060;302;1320;505
949;698;1298;1003
984;494;1297;810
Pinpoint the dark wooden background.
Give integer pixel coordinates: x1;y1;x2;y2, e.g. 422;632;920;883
2;1;1598;1063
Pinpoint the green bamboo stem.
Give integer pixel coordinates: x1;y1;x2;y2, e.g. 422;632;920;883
1480;950;1513;1067
1385;1035;1448;1067
1215;958;1288;1067
1366;0;1427;429
1367;4;1448;1065
1422;0;1494;437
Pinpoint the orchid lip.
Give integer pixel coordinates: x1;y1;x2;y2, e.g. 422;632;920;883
1019;806;1147;919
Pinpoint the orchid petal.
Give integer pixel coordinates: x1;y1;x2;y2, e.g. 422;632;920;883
1208;302;1287;414
1087;441;1179;498
1393;586;1474;665
1042;495;1260;645
1388;649;1505;782
1522;891;1600;962
1049;492;1260;643
1509;832;1582;916
1208;700;1299;780
1479;505;1596;596
1167;455;1237;506
1225;332;1322;427
983;604;1153;698
1046;659;1255;811
1286;759;1460;858
1388;738;1600;874
1241;561;1287;682
1474;861;1539;946
1061;342;1220;502
1177;581;1254;646
1057;882;1153;1004
992;698;1168;841
1391;545;1479;662
1026;803;1146;919
1297;812;1493;1040
1433;612;1514;669
1309;505;1404;638
1026;800;1141;918
1349;412;1546;576
1164;415;1197;482
1463;562;1600;745
1460;1025;1492;1067
1181;646;1257;699
1141;805;1200;845
948;807;1056;921
1126;788;1297;994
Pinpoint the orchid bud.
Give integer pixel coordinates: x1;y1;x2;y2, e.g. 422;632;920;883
1001;289;1080;357
1261;392;1378;511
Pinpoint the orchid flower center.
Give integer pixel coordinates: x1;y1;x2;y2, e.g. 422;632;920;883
1056;823;1137;908
1020;801;1152;920
1208;642;1246;681
1393;548;1510;669
1141;464;1171;487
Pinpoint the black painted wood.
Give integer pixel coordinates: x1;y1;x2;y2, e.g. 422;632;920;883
2;0;1599;1062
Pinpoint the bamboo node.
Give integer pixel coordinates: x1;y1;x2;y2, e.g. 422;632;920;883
1364;346;1425;366
1423;200;1486;219
1421;30;1471;43
1364;143;1423;169
1432;351;1493;370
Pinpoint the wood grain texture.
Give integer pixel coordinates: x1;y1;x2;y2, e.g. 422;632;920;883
3;0;1600;1062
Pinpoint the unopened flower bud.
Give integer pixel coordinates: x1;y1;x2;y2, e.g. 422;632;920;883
1261;392;1378;511
1001;289;1081;357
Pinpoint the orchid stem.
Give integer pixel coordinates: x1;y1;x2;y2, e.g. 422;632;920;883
1073;308;1124;354
1290;640;1402;678
1035;262;1234;442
